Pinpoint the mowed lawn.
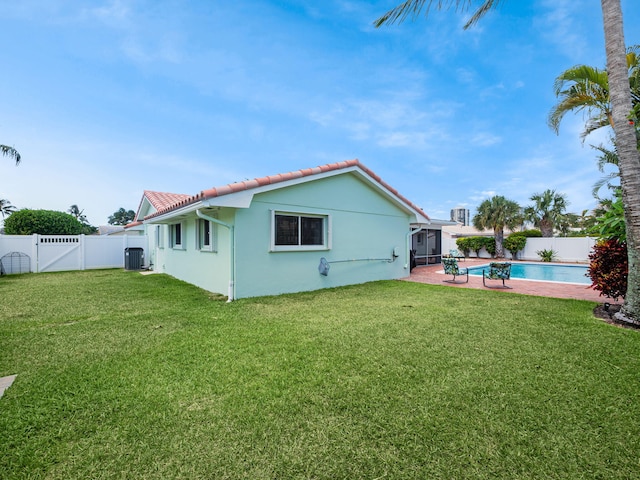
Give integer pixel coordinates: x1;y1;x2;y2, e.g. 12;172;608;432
1;270;639;479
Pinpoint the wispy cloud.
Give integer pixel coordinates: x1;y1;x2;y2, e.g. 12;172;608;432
536;0;598;60
471;132;502;147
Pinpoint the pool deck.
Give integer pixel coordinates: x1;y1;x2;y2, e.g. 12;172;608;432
403;259;612;303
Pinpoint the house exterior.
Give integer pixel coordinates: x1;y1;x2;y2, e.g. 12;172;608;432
132;160;436;300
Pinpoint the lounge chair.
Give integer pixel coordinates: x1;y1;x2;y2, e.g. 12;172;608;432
482;262;512;289
448;249;465;261
442;257;468;283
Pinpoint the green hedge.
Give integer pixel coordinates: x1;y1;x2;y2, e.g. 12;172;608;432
4;209;85;235
456;236;496;257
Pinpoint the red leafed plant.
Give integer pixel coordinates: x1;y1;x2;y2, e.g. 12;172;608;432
588;239;628;300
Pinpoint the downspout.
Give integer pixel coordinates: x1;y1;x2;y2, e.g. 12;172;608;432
196;209;235;302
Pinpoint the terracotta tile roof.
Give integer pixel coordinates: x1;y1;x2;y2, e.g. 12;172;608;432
144;159;430;220
143;190;191;211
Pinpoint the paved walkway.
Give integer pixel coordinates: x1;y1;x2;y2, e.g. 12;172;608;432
0;375;17;399
403;259;611;303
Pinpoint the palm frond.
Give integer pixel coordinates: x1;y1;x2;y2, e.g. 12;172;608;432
463;0;502;29
374;0;431;27
591;143;619;172
1;145;21;165
580;115;612;141
552;65;609;96
591;173;620;199
374;1;502;29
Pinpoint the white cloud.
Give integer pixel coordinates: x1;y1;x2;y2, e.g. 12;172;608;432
471;132;502;147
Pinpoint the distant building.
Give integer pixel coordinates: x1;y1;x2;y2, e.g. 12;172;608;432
450;207;470;226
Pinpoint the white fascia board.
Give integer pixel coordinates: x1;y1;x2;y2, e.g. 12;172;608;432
202;190;255;209
144;202;203;224
136;198;155;221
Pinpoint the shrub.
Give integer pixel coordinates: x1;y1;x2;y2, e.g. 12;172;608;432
4;209;84;235
456;236;495;256
536;248;557;262
456;236;491;257
481;236;496;257
588;239;628;300
520;229;542;237
504;233;527;259
455;237;472;256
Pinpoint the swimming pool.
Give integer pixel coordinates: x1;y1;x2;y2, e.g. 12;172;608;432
467;262;591;285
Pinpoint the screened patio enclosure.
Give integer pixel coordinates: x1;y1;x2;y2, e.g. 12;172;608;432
412;229;442;266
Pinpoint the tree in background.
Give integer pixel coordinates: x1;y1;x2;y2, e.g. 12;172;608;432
4;209;84;235
68;204;88;223
565;209;598;235
108;208;135;226
0;198;17;219
68;204;97;235
524;189;570;237
374;0;640;323
1;145;21;165
472;196;522;258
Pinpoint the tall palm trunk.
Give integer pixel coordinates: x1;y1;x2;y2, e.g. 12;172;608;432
602;0;640;324
494;228;504;258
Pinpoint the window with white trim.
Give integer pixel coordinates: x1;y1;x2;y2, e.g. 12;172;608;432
170;223;183;249
197;219;217;252
156;225;165;249
272;212;329;251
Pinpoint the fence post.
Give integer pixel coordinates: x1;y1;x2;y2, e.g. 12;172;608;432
32;234;39;273
80;234;86;271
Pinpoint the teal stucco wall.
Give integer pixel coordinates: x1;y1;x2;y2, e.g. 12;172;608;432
233;173;413;298
150;211;232;296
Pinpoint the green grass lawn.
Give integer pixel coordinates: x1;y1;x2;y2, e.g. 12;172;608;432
1;270;639;479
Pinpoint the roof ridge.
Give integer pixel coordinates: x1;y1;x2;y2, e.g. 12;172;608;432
144;159;429;220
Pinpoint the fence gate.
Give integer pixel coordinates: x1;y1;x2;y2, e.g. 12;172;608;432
37;236;83;273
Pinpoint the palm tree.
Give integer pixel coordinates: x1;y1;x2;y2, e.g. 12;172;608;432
524;189;569;237
0;198;17;219
68;204;88;224
600;1;640;325
472;195;522;258
374;0;640;323
1;145;21;165
548;46;639;140
548;65;612;140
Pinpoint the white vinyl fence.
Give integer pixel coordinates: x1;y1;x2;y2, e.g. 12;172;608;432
0;235;148;274
442;236;596;263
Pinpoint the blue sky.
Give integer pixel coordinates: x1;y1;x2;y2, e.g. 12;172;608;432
1;1;638;226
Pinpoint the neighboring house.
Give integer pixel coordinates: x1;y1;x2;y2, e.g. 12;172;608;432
132;160;441;300
98;225;125;235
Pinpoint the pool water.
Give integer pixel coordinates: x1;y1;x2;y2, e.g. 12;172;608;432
467;262;591;285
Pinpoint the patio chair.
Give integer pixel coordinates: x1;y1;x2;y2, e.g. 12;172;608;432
442;257;468;283
448;249;465;261
482;262;512;289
